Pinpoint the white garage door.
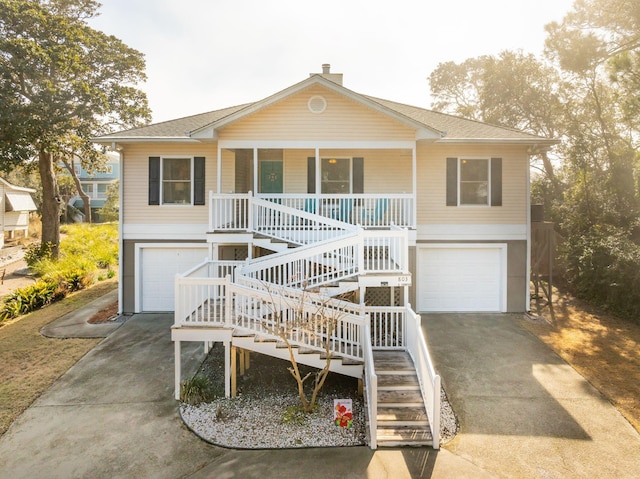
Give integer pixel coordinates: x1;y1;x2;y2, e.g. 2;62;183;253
418;246;505;312
140;246;208;312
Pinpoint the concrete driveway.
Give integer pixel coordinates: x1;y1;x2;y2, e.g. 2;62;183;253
0;305;638;478
424;313;640;479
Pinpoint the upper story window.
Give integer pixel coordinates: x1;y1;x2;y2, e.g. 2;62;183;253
447;157;502;207
148;156;206;206
460;159;489;205
321;158;351;194
162;157;192;205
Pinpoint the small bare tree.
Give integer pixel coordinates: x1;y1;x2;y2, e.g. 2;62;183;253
261;284;346;413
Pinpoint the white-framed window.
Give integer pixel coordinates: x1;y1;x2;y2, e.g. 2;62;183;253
82;183;94;196
321;158;351;194
162;157;192;205
459;158;489;205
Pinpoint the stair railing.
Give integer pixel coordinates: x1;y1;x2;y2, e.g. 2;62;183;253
405;305;441;449
363;320;378;449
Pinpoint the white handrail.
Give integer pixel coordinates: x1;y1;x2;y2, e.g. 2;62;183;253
405;306;440;449
363;319;377;449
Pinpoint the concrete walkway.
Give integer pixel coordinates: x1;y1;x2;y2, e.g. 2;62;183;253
0;301;638;478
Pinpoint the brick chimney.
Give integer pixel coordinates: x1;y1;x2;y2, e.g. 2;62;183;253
311;63;343;85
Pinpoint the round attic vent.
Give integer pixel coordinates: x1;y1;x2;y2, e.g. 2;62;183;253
308;95;327;114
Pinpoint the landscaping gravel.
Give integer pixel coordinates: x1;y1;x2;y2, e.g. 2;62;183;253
180;343;458;449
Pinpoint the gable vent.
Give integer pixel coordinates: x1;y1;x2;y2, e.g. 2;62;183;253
308;95;327;114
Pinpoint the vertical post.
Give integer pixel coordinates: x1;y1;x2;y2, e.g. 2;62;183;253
253;148;258;194
174;340;181;400
217;145;222;194
315;147;321;201
412;146;417;228
239;348;246;376
231;345;237;398
224;340;231;398
247;190;253;232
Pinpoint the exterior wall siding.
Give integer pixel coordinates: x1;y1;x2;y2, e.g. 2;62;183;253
219;85;416;141
121;143;216;226
416;143;528;226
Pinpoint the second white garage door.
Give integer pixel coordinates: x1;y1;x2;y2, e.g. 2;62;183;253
139;246;209;312
417;245;506;312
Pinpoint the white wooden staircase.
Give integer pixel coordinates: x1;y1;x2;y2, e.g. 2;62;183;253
173;195;441;449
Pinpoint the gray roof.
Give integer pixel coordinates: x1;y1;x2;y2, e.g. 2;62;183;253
96;81;554;144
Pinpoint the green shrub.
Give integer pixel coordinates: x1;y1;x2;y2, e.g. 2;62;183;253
24;242;54;267
0;280;59;322
180;376;214;405
561;229;640;319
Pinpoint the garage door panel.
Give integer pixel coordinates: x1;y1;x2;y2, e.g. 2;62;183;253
418;246;504;312
140;247;208;312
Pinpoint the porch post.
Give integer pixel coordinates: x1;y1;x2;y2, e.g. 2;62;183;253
253;147;259;194
174;340;181;400
224;340;231;398
412;146;417;228
315;147;321;198
217;145;222;193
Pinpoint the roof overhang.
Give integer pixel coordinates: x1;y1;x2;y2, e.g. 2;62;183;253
189;75;444;141
5;191;37;212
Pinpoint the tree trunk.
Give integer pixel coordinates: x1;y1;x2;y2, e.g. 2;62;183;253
62;157;92;223
38;150;61;259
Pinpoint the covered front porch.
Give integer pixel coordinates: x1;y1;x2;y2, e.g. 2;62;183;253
212;144;418;229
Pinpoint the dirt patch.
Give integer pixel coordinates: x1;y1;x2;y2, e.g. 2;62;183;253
524;286;640;433
87;301;119;323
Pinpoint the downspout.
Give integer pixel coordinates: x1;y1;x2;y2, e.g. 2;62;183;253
112;142;124;315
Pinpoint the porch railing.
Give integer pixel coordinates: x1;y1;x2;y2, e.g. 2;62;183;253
209;191;415;231
406;305;441;449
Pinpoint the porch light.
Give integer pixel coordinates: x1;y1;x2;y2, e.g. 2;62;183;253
329;158;337;164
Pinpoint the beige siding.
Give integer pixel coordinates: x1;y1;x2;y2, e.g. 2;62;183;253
219;85;416;141
416;144;528;225
121;143;217;224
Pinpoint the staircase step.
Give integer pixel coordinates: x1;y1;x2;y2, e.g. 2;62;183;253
376;425;433;446
373;351;414;371
377;389;424;406
377;374;420;390
377;406;428;423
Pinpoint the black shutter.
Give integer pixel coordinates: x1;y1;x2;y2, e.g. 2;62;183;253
148;157;160;205
352;157;364;194
194;156;205;205
446;157;458;206
491;157;502;206
307;157;316;193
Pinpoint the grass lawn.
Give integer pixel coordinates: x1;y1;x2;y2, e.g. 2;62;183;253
0;280;117;436
525;286;640;433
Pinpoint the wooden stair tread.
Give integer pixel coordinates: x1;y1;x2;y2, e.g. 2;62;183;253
377;406;428;422
378;389;423;404
377;425;433;443
377;374;419;389
373;351;414;371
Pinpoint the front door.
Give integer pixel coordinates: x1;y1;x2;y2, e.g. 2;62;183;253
259;160;283;194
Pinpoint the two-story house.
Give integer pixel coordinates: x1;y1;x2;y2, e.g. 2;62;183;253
95;65;555;449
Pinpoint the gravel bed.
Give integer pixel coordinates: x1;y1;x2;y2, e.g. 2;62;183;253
180;344;458;449
181;394;366;448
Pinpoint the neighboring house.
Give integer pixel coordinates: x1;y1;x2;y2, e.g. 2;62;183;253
95;65;556;449
66;153;119;222
0;178;37;249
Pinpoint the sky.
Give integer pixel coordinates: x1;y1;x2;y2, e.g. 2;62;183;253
89;0;575;124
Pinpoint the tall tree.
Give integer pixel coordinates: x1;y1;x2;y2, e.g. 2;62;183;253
0;0;150;257
429;51;565;189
